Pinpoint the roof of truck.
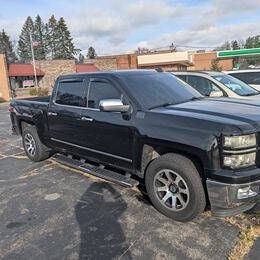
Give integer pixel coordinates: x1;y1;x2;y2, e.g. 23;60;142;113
58;69;160;80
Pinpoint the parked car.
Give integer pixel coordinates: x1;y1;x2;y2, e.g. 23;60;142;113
224;69;260;91
9;70;260;222
173;71;260;100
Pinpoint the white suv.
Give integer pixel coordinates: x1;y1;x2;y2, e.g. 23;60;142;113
224;70;260;91
173;71;260;100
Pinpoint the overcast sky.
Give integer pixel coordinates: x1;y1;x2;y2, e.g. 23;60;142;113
0;0;260;55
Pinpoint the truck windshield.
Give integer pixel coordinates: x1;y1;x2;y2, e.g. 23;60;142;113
213;74;259;96
120;72;203;110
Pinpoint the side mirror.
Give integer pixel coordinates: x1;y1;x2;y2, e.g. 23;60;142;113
99;99;130;113
209;90;223;97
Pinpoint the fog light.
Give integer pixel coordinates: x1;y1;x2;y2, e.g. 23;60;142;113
237;186;257;200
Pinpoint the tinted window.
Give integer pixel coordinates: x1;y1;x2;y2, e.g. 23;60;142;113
120;72;202;110
176;75;187;81
186;75;221;96
213;74;258;96
229;72;260;85
88;81;121;109
55;81;86;107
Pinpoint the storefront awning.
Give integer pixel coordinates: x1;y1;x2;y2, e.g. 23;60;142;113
8;64;45;77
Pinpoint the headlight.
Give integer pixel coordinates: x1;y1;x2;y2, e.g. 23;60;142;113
224;134;256;149
223;134;257;169
223;153;256;169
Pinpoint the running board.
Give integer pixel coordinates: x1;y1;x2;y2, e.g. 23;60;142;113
52;154;139;188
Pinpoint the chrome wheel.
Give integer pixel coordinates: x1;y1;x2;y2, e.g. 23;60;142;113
24;133;36;157
153;169;190;211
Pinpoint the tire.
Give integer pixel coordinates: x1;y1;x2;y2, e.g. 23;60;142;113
145;153;206;222
22;125;51;162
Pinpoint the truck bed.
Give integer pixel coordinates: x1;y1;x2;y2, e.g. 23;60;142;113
15;95;51;103
10;96;50;132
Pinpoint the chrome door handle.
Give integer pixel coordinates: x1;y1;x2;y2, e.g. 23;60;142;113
48;112;57;116
81;117;93;122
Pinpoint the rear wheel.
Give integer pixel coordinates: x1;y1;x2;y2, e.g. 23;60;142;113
22;126;51;162
145;153;206;222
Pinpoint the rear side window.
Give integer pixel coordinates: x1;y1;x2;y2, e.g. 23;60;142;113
55;81;86;107
229;72;260;85
186;75;221;96
176;75;187;81
88;81;121;109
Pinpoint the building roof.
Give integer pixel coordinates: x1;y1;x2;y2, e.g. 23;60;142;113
8;64;45;77
75;64;100;73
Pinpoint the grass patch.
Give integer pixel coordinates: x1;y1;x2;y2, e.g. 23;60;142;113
226;211;260;260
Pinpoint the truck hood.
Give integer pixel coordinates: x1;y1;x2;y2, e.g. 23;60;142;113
152;98;260;133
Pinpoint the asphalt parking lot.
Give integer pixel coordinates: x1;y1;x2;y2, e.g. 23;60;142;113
0;103;258;260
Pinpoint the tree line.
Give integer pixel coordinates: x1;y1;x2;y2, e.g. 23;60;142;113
0;15;97;64
215;36;260;68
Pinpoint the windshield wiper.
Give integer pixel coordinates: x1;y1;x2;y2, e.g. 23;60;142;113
149;102;176;110
184;96;204;102
149;97;203;110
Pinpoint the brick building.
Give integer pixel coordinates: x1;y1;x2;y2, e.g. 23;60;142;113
190;52;233;71
0;50;234;101
91;50;233;72
0;53;11;101
89;53;138;70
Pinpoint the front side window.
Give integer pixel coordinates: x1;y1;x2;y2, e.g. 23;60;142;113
55;81;86;107
229;72;260;85
213;74;258;96
186;75;221;96
88;81;121;109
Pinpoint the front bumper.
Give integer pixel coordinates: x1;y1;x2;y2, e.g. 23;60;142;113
206;178;260;217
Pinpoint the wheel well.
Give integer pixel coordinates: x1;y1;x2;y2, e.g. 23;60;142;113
20;120;35;133
141;144;205;181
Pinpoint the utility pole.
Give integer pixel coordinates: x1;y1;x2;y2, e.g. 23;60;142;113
30;34;38;88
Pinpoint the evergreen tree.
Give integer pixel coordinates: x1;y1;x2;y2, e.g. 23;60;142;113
87;46;97;59
211;59;222;72
77;53;85;64
231;40;239;50
0;29;17;63
34;15;47;60
244;36;255;49
54;17;80;59
18;16;34;62
46;15;59;59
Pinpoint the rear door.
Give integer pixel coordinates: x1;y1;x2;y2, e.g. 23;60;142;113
186;75;224;96
47;78;88;146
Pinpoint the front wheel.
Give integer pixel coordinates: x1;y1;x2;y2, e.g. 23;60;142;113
22;126;52;162
145;153;206;222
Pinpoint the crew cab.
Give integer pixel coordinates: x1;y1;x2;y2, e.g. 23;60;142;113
10;70;260;222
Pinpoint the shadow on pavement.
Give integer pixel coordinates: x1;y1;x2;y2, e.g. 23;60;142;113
75;182;132;260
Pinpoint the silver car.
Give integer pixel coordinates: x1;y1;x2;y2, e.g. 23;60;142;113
224;69;260;91
173;71;260;100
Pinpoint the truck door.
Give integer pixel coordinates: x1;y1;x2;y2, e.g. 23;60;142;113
76;77;134;169
47;78;88;147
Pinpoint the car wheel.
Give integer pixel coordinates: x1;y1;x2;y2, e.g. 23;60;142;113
145;153;206;222
22;125;51;162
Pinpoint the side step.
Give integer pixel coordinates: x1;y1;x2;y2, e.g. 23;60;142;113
52;154;139;188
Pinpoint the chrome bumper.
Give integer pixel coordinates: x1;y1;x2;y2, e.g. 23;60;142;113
206;179;260;217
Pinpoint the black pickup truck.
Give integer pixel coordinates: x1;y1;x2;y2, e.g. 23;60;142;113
10;70;260;222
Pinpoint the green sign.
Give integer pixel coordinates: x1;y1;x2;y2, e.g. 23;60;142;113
217;48;260;58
